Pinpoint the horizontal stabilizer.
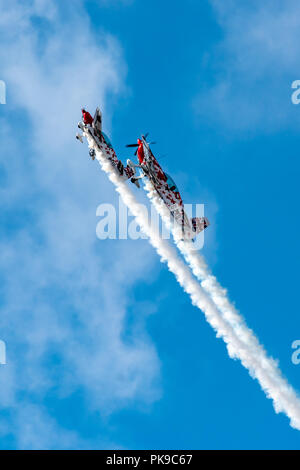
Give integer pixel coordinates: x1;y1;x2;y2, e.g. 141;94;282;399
76;133;83;143
93;107;102;134
191;217;210;235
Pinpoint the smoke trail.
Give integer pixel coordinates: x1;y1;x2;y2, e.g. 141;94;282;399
144;177;295;417
144;181;266;352
86;134;300;430
144;178;300;429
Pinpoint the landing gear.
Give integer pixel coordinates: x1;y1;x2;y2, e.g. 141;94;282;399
131;177;141;189
127;159;141;171
127;159;142;188
117;160;124;175
89;148;95;160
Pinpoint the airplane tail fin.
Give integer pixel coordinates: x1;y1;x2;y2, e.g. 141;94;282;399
191;217;210;235
93;107;102;134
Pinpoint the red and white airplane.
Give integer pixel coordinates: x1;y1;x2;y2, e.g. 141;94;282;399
76;108;209;240
76;107;139;186
126;135;209;240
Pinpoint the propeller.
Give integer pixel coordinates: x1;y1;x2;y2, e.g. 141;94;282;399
126;141;156;147
143;133;157;145
126;133;156;155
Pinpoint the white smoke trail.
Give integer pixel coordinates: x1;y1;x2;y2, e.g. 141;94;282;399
86;134;300;430
144;181;267;353
145;177;300;385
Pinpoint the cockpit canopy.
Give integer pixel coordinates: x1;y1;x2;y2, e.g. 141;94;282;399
165;173;179;193
102;132;113;149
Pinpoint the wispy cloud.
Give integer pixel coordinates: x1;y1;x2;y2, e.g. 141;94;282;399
196;0;300;132
0;0;160;449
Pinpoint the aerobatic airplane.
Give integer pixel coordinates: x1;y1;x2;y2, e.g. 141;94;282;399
126;135;210;240
76;107;140;187
76;108;209;240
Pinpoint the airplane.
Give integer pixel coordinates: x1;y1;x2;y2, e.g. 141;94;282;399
126;135;210;240
76;107;140;188
76;107;209;240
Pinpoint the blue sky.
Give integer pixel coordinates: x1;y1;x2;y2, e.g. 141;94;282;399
0;0;300;449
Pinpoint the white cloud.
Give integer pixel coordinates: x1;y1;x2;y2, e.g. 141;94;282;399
196;0;300;131
0;0;160;449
